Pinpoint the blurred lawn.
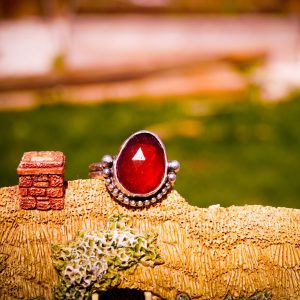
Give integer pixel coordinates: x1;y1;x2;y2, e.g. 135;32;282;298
1;94;300;209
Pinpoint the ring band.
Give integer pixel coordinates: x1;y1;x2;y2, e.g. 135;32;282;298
89;130;180;207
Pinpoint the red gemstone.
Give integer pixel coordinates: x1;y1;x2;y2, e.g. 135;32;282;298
115;131;167;196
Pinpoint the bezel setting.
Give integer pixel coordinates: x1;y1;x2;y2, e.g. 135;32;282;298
113;130;168;198
90;130;180;207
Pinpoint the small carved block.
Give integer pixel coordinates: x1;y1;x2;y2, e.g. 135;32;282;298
19;188;28;197
50;198;64;210
18;151;65;169
33;181;49;188
37;201;51;211
20;197;36;210
36;197;49;201
19;176;32;187
34;175;49;182
47;188;64;198
50;175;64;187
29;188;46;197
17;151;65;175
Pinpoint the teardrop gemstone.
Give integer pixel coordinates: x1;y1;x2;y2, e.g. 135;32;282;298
115;131;167;197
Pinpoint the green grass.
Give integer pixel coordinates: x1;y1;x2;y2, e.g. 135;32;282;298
1;94;300;209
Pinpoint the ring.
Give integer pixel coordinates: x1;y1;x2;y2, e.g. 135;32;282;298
89;130;180;207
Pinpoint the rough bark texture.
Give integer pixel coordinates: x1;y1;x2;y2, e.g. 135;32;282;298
0;179;299;299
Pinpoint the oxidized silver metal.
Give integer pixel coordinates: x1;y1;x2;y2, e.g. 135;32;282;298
168;160;180;173
101;155;113;167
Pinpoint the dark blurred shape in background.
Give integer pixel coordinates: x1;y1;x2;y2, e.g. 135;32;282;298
1;0;300;17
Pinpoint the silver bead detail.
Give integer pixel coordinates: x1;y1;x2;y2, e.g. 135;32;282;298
124;197;129;204
151;197;157;203
168;160;180;173
144;200;150;206
162;188;167;195
108;184;115;191
137;201;143;207
102;168;111;178
168;172;176;183
101;155;113;167
117;193;124;201
157;193;162;200
130;200;137;207
105;178;111;184
112;188;119;196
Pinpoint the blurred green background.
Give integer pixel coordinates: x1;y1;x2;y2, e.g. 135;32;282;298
1;92;300;208
1;0;300;209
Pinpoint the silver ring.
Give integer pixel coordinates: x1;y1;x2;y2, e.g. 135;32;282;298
89;130;180;207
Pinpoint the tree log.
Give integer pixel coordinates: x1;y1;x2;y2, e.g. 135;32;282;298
0;179;299;299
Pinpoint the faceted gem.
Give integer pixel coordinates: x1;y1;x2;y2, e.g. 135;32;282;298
115;131;167;196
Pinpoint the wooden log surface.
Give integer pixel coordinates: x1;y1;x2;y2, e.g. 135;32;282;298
0;179;300;299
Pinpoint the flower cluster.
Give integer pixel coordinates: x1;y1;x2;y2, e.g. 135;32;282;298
52;215;162;299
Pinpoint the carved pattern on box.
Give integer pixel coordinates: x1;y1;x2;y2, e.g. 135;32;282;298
17;151;65;210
